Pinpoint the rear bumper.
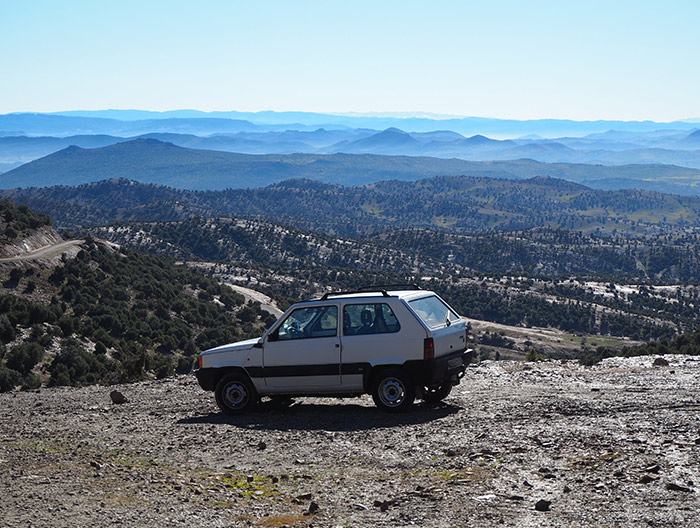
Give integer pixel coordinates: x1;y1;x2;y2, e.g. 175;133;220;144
404;348;473;387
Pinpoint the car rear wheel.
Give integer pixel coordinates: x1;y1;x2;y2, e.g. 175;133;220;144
372;369;415;412
215;373;257;414
423;383;452;403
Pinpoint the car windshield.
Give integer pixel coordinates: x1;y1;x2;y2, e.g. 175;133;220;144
408;295;460;328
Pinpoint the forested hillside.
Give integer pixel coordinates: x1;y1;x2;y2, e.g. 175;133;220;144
0;199;52;243
90;217;700;284
87;216;693;344
3;182;699;385
3;176;700;237
0;240;272;392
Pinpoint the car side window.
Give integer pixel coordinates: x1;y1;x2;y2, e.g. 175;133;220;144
277;306;338;340
343;303;401;336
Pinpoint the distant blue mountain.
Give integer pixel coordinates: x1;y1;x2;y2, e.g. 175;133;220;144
330;128;421;154
680;129;700;147
3;112;700;182
47;109;699;137
3;138;700;195
0;113;318;137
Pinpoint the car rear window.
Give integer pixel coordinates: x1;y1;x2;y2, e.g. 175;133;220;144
408;295;460;328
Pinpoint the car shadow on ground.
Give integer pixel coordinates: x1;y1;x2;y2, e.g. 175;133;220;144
177;400;462;431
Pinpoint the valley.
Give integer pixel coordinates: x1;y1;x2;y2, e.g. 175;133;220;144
2;114;700;392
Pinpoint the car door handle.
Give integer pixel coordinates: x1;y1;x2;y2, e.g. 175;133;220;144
335;344;340;348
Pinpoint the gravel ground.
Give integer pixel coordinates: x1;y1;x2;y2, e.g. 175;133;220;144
1;356;699;527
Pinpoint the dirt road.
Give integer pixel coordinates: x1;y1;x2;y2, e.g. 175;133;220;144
1;357;699;527
0;239;83;262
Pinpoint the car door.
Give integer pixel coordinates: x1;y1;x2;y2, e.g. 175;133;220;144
262;304;341;389
340;301;412;390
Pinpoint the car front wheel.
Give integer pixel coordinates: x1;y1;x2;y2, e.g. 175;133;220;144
215;373;257;414
372;369;415;412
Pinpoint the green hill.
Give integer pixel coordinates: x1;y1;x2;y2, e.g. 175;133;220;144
3;176;699;237
0;236;272;392
0;199;52;243
87;216;696;343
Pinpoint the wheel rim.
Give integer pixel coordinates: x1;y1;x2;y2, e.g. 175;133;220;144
378;377;406;408
223;381;249;409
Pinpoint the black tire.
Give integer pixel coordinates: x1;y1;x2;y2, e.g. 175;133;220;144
423;383;452;404
372;368;415;412
215;373;257;414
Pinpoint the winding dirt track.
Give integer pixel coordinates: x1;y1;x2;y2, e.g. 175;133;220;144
0;240;84;262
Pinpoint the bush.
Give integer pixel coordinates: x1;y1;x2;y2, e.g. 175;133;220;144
48;338;115;386
0;315;15;342
176;356;195;374
525;347;547;362
150;354;174;379
22;373;42;390
5;342;44;375
0;365;22;392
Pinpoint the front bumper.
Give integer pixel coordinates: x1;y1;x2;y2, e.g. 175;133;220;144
194;368;220;391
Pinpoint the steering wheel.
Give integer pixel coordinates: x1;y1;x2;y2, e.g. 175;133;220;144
287;322;303;338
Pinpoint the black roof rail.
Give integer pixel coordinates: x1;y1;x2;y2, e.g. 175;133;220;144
320;289;390;300
358;284;421;292
319;284;421;301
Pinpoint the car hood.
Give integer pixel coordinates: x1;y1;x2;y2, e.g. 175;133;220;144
201;337;260;356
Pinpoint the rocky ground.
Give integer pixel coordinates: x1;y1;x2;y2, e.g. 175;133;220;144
1;356;699;528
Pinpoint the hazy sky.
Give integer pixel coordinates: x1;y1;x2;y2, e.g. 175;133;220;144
1;0;698;120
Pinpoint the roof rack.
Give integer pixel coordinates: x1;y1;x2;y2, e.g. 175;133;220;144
319;284;421;301
358;284;421;292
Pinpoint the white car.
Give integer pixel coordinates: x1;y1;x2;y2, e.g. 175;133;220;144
195;286;472;412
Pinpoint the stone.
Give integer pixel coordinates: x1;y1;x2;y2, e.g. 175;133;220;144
534;499;551;512
109;390;128;404
666;482;693;493
653;357;669;367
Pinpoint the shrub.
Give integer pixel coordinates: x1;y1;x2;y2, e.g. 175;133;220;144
5;342;44;375
48;338;115;386
176;356;195;374
0;365;22;392
525;347;547;362
22;373;42;390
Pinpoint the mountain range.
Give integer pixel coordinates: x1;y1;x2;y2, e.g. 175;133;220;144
3;111;700;196
39;109;700;136
3;138;700;194
1;114;699;184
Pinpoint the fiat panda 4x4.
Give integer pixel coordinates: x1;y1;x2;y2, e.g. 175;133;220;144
195;286;472;413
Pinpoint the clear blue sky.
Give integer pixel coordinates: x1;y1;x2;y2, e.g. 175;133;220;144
1;0;698;121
